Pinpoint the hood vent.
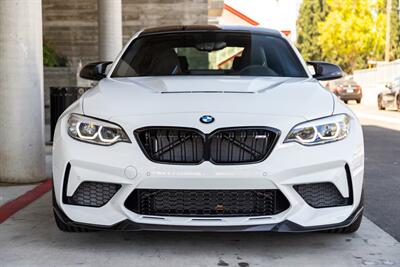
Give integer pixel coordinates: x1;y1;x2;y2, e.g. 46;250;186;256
161;91;254;94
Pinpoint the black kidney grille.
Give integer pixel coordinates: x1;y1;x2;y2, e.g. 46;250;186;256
210;129;274;164
136;128;204;163
125;189;290;217
135;127;279;164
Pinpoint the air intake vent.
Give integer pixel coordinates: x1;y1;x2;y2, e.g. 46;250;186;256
294;182;350;208
125;189;290;217
65;182;121;207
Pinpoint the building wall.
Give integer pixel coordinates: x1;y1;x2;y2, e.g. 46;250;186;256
42;0;207;133
42;0;208;66
208;0;224;24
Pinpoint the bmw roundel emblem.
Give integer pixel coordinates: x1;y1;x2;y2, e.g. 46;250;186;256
200;115;215;124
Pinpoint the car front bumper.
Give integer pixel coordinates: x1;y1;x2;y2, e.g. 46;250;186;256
53;112;364;231
53;196;364;232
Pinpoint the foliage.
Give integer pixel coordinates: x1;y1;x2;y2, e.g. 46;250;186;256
296;0;329;61
389;0;400;60
297;0;400;72
43;40;68;67
317;0;386;73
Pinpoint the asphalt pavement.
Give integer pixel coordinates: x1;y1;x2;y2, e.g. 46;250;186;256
349;103;400;241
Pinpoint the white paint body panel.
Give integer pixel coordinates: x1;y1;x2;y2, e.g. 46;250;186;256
53;29;364;230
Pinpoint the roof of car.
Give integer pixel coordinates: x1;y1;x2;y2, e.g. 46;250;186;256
139;25;282;37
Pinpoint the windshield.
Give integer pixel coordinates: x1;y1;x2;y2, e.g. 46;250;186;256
112;31;308;78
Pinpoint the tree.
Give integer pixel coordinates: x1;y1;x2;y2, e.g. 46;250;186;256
318;0;386;72
389;0;400;60
296;0;328;61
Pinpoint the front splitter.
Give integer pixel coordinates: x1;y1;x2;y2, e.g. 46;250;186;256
53;196;363;233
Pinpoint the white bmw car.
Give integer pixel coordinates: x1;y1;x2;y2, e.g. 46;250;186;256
52;25;364;233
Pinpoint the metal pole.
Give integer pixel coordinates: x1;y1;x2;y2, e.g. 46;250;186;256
98;0;123;61
385;0;392;62
0;0;45;183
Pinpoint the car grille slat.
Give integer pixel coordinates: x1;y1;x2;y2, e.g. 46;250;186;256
125;189;290;217
135;127;279;165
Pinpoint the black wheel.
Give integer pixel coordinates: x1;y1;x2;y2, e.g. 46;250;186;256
343;100;348;104
54;211;75;232
52;187;93;232
356;99;361;104
378;96;385;110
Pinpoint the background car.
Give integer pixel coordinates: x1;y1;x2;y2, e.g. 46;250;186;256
378;78;400;111
325;77;363;104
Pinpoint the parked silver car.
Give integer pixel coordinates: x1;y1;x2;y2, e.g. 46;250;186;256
378;78;400;111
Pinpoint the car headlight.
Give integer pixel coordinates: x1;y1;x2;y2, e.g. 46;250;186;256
284;114;350;146
67;114;130;145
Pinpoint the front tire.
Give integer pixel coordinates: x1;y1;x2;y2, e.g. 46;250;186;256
54;211;75;232
327;211;363;233
378;96;385;110
356;99;361;104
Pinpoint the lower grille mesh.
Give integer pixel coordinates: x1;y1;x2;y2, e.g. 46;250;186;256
125;189;290;217
66;182;121;207
294;183;349;208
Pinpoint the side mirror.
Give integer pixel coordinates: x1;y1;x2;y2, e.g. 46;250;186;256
80;61;113;81
307;61;343;81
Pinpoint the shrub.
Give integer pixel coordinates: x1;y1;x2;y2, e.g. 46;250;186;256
43;40;68;67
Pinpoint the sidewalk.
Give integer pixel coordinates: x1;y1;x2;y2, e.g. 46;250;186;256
0;145;52;207
1;191;399;267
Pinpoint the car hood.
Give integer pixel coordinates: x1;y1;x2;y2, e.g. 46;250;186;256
82;76;334;120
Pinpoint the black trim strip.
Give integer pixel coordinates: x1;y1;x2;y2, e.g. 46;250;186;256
61;163;71;205
345;164;354;205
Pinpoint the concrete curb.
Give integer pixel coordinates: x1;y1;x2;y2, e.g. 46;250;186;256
0;178;52;223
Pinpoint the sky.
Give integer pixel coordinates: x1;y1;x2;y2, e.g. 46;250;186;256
224;0;303;41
